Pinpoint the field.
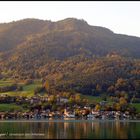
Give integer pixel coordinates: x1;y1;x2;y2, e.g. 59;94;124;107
0;79;42;97
0;79;43;112
0;79;15;87
131;103;140;113
0;103;24;112
80;94;103;103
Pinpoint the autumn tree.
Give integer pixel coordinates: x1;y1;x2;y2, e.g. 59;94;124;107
115;78;128;91
96;84;102;94
107;85;115;94
94;104;101;111
114;103;121;111
119;97;127;105
44;80;50;92
75;94;81;103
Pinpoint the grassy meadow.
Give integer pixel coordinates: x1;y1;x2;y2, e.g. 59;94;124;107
0;79;42;97
0;104;24;112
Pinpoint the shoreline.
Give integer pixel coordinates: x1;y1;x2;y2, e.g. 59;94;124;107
0;119;140;123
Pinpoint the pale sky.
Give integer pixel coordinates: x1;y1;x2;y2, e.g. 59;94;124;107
0;1;140;37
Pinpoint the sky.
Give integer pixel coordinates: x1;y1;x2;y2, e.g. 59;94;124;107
0;1;140;37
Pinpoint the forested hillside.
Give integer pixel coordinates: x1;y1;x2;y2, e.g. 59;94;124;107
0;18;140;99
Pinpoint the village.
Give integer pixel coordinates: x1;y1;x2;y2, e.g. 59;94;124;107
0;93;139;120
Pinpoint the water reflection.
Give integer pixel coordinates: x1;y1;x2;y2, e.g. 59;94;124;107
0;121;140;139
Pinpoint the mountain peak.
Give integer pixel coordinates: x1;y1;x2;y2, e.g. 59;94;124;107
54;17;89;31
58;18;88;24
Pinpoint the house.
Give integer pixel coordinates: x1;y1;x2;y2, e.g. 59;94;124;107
64;109;75;118
84;106;91;110
87;113;95;118
30;99;34;104
100;101;107;106
57;97;69;103
60;98;68;103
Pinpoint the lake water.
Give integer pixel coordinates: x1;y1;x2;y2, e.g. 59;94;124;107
0;119;140;139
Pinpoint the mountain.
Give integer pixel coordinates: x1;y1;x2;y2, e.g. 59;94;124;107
0;18;140;57
0;18;140;96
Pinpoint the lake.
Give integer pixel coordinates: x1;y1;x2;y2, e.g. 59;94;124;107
0;119;140;139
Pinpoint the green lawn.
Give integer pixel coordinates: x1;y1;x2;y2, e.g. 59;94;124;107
0;79;14;87
80;94;102;103
131;103;140;113
21;80;42;97
0;104;24;112
0;79;42;97
22;82;42;92
80;94;115;105
0;91;34;97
